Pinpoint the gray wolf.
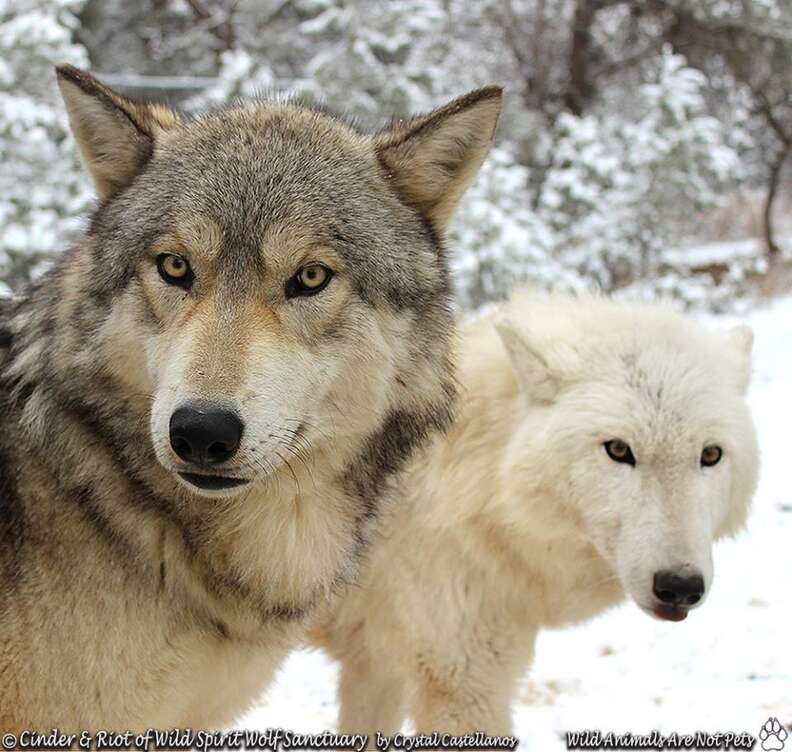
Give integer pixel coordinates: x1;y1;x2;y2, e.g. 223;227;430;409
0;65;501;731
315;292;759;736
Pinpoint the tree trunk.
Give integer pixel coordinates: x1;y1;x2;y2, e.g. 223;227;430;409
565;0;598;115
763;146;787;256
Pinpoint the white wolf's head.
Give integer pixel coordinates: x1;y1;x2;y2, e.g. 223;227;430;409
497;297;759;622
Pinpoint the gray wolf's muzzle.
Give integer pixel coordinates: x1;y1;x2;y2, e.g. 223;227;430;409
169;400;249;492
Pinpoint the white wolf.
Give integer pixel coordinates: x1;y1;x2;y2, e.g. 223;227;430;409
315;293;760;736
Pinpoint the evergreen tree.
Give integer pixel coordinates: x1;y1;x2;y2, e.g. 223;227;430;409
0;0;90;292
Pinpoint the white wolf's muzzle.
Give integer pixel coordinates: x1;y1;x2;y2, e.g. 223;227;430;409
649;565;706;622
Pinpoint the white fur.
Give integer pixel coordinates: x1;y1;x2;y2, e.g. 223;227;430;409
316;292;760;736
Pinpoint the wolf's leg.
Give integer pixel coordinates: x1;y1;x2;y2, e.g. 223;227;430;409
410;628;536;738
412;669;515;736
337;639;407;746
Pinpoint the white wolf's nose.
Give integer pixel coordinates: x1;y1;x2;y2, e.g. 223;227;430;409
652;570;705;606
169;402;244;465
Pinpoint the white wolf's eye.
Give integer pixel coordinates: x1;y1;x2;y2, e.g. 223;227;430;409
701;445;723;467
604;439;636;466
286;264;333;298
156;253;193;288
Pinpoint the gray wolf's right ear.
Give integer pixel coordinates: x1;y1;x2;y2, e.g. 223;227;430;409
494;319;559;403
56;64;179;200
374;86;503;233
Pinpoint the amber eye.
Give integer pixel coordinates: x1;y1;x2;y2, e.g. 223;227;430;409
156;253;193;288
701;445;723;467
604;439;636;466
286;264;333;298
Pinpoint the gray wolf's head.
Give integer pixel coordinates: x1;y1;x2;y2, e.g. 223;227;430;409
56;65;501;499
497;297;759;622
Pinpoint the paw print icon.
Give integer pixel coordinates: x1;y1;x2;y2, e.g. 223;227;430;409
760;717;788;751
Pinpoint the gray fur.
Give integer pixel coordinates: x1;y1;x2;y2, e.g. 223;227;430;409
0;67;501;730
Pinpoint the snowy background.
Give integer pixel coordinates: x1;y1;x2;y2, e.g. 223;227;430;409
3;0;792;307
1;0;790;746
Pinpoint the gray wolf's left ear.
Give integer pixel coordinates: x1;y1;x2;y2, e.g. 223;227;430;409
725;324;754;393
56;64;179;200
373;86;503;233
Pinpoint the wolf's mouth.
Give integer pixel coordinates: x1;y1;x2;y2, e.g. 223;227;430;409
650;604;689;622
178;472;250;491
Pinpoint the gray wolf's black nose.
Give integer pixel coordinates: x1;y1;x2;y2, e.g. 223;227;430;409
653;570;705;606
169;403;244;465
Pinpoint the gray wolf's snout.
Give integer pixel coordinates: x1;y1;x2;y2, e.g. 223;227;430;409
652;569;705;607
169;402;244;465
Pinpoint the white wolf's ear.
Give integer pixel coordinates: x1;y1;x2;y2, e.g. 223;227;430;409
374;86;503;233
725;324;754;393
56;64;179;200
495;320;559;403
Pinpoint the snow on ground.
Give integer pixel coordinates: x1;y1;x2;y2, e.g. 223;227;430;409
661;237;768;268
238;296;792;748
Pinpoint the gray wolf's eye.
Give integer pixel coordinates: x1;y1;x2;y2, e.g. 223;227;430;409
701;445;723;467
286;264;333;298
604;439;636;466
156;253;193;289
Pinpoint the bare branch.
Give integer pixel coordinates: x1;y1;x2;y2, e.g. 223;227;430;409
184;0;211;20
184;0;236;50
592;36;666;78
